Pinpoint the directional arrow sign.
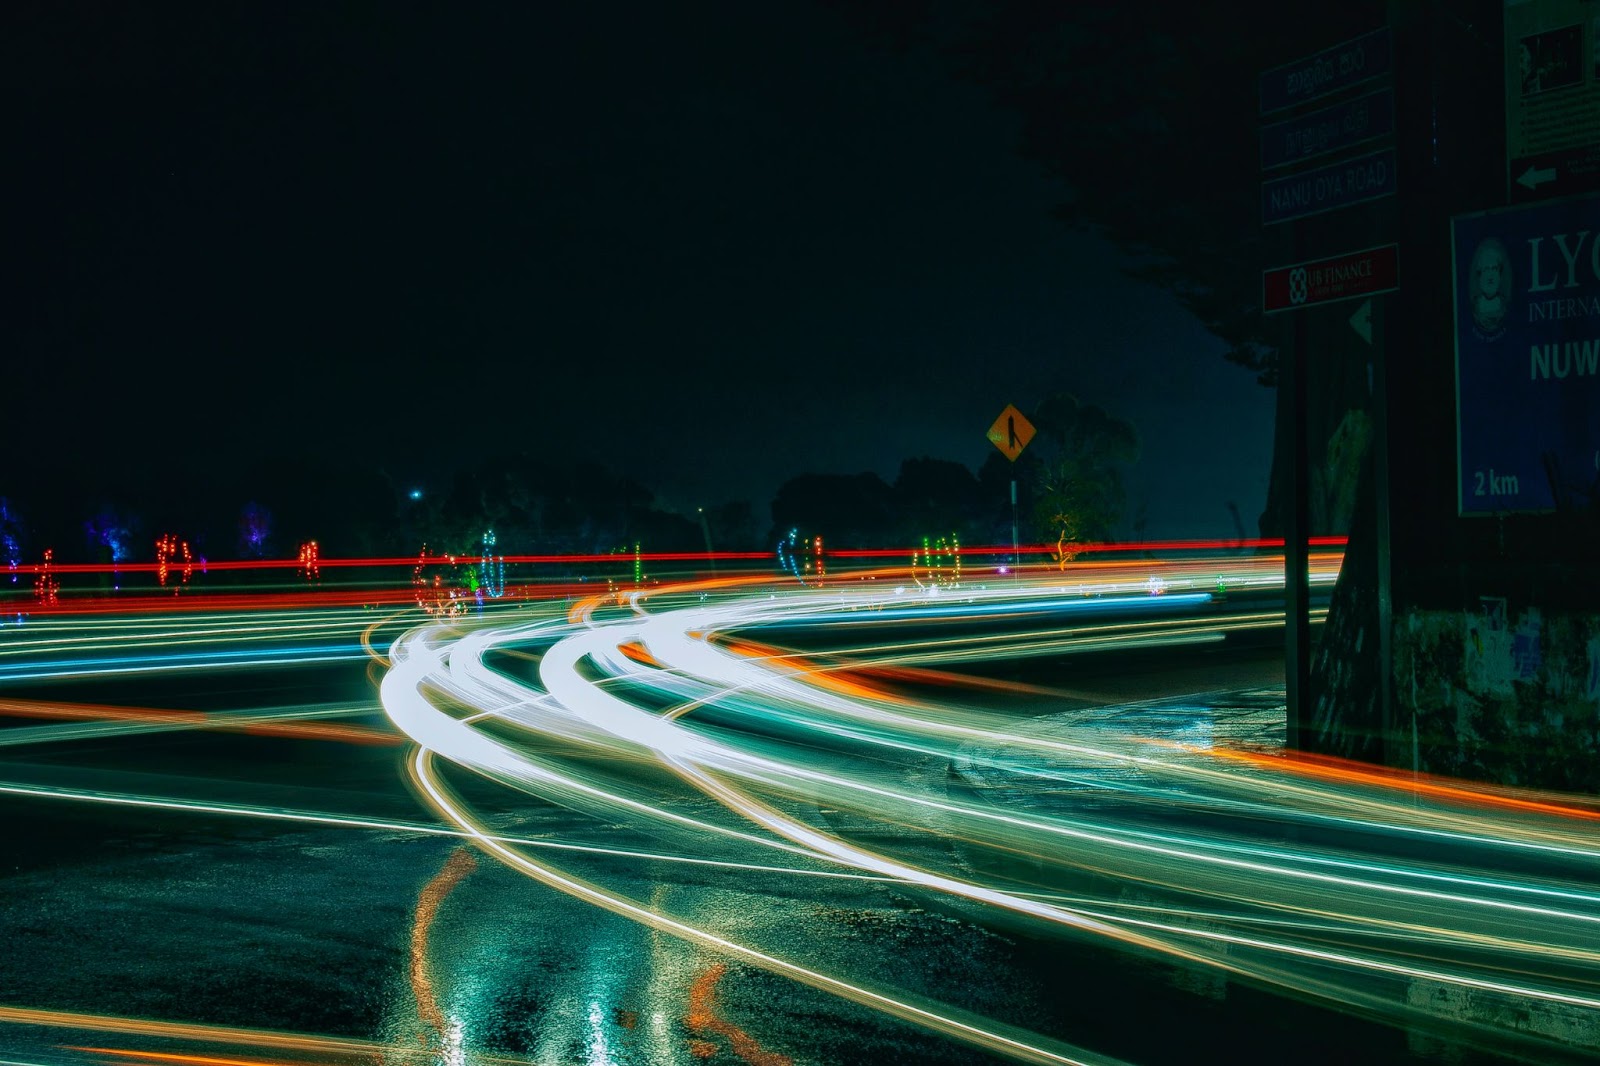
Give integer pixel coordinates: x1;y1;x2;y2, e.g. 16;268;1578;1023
1516;165;1557;191
1349;299;1373;344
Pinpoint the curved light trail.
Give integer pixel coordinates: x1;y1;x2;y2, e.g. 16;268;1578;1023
3;547;1593;1063
378;556;1600;1063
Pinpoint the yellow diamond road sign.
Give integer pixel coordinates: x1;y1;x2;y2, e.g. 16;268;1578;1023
987;404;1035;462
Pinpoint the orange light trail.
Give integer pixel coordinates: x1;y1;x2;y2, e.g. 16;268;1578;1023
62;1048;329;1066
1201;744;1600;822
407;848;478;1044
0;697;399;747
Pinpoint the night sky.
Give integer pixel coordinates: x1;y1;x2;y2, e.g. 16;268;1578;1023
12;3;1273;539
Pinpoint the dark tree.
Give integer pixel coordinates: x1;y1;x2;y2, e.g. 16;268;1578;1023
769;472;897;549
1027;393;1139;554
827;2;1388;386
892;457;984;543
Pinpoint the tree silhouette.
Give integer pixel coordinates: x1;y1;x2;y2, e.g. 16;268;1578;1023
769;472;897;549
892;457;984;544
1027;393;1139;558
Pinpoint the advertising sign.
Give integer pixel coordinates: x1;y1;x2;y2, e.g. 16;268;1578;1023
1453;194;1600;513
1505;0;1600;202
1264;244;1399;314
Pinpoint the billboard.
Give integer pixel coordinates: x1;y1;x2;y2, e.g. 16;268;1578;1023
1505;0;1600;202
1453;194;1600;514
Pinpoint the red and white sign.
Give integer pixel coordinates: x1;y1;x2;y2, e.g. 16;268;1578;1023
1263;243;1399;314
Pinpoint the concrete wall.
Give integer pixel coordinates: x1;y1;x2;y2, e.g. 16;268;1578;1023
1394;604;1600;792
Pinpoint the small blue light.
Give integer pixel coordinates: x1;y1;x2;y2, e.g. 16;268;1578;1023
409;489;424;501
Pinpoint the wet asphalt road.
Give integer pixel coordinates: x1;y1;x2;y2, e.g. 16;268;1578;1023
0;605;1576;1066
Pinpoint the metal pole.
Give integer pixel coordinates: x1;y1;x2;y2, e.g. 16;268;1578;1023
1010;479;1019;572
1284;308;1311;750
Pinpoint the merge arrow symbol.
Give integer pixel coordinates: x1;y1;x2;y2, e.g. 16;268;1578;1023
1517;164;1557;190
1349;298;1373;345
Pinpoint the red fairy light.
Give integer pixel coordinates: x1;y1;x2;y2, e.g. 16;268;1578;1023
298;540;321;581
155;534;195;592
412;544;463;617
33;549;59;606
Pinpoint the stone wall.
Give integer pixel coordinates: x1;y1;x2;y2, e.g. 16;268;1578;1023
1393;604;1600;792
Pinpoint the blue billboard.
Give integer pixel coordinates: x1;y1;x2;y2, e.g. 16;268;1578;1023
1453;195;1600;514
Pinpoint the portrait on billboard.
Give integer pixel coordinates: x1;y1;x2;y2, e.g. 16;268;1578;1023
1519;25;1583;95
1466;238;1512;337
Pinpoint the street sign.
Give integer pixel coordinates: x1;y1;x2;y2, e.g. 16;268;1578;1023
1259;27;1392;115
986;404;1035;462
1260;89;1395;171
1505;0;1600;203
1453;194;1600;514
1263;243;1399;314
1262;148;1396;225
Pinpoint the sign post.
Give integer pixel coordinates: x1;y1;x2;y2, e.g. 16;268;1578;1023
987;404;1036;569
1259;25;1396;751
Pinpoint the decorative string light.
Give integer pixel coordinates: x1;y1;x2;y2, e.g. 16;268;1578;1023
1;500;22;585
777;528;802;583
154;534;196;593
239;503;272;558
298;540;321;582
413;544;464;618
86;512;132;590
480;529;505;599
912;533;962;590
33;549;58;606
777;529;823;586
604;542;642;605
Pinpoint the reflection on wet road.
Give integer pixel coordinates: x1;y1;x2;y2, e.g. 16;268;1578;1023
381;560;1599;1064
2;551;1597;1064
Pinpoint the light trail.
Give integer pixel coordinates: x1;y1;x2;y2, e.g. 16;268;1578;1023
0;781;900;884
374;557;1600;1061
407;747;1125;1066
11;545;1593;1063
0;1005;533;1065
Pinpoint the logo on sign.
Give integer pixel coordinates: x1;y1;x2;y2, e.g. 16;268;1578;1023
1466;238;1513;339
1263;244;1399;315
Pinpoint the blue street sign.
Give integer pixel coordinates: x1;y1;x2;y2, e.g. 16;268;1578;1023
1259;28;1392;115
1260;89;1395;171
1261;148;1396;225
1453;195;1600;514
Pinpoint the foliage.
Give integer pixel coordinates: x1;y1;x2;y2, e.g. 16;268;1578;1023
769;472;896;549
825;1;1391;387
238;502;273;559
892;457;984;544
1027;393;1139;556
